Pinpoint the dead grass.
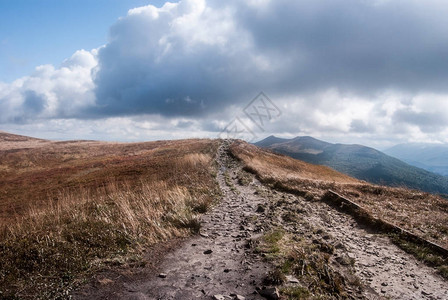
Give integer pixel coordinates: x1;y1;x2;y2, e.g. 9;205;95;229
337;184;448;249
230;140;448;249
255;229;352;299
0;137;220;299
230;141;358;185
0;138;218;224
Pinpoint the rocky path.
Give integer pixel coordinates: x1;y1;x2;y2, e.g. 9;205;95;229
258;180;448;299
299;198;448;299
113;141;275;299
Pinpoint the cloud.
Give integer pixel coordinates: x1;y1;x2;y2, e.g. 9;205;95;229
0;49;97;123
92;0;259;117
1;0;448;146
236;0;448;95
91;0;448;117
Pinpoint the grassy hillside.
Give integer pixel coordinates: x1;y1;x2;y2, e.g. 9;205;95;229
231;140;448;249
0;134;220;298
256;136;448;196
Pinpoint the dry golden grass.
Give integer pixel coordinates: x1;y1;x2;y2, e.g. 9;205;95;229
339;184;448;248
0;135;220;298
230;140;359;184
0;137;218;224
0;131;52;151
230;140;448;249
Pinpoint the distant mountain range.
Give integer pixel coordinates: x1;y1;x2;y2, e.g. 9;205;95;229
255;136;448;196
384;143;448;177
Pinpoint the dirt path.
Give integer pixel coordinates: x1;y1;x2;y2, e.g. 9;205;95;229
257;178;448;299
73;140;448;299
298;198;448;299
97;140;274;299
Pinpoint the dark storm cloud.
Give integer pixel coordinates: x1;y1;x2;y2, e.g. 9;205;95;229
90;0;448;118
235;0;448;95
91;1;259;117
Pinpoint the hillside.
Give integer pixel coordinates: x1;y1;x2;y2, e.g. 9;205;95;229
1;133;447;299
384;143;448;176
0;130;51;150
255;135;448;195
0;132;220;298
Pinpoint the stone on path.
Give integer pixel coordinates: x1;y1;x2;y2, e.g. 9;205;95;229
258;287;279;300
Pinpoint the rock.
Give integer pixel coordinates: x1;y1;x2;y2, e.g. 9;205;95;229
256;204;265;213
224;268;231;273
334;242;345;249
285;275;299;284
200;232;209;238
203;249;213;254
335;254;353;266
259;287;279;300
230;294;246;300
213;295;226;300
381;282;388;286
158;273;167;278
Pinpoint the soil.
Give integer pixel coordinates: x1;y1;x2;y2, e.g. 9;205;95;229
72;140;448;299
301;199;448;299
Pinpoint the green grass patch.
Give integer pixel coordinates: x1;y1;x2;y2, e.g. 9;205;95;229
280;286;310;299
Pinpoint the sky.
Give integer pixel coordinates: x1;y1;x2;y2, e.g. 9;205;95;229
1;0;448;148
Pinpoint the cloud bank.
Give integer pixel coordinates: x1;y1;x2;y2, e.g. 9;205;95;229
1;0;448;145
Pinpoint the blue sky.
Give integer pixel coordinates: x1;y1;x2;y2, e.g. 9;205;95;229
0;0;164;82
1;0;448;147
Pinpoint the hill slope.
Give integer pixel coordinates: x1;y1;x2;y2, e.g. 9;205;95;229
384;143;448;176
0;132;220;298
0;131;51;150
255;135;448;195
1;133;448;298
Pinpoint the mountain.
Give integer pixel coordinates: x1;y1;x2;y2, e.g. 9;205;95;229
255;135;448;195
253;135;290;147
384;143;448;177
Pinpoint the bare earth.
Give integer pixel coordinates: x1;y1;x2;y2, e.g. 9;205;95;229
289;195;448;299
73;140;448;299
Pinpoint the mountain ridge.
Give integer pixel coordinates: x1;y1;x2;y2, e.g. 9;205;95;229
255;135;448;195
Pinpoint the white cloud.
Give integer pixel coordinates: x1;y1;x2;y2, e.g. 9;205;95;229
0;49;97;123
